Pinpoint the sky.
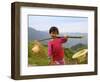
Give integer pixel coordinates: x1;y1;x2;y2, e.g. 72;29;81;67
28;15;88;33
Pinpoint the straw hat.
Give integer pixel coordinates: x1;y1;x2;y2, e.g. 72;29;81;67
72;49;88;63
31;40;41;53
72;49;88;59
32;44;40;53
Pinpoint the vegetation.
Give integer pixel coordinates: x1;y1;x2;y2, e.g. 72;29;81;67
28;41;49;66
28;41;87;66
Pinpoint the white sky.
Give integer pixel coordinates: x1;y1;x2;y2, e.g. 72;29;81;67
28;15;88;33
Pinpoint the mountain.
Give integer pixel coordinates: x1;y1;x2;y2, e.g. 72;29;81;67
71;43;87;52
62;32;88;48
28;27;49;41
28;27;88;48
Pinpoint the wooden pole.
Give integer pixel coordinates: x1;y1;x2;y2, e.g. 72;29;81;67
38;36;83;42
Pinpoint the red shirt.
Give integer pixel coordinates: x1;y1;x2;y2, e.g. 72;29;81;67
48;37;68;61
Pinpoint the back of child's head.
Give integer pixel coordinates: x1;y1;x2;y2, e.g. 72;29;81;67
49;26;59;34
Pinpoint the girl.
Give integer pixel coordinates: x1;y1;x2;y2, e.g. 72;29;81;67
48;26;68;65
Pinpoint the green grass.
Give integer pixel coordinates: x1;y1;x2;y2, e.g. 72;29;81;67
28;41;49;66
28;41;87;66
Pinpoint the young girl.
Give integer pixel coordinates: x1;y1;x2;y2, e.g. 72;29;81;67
48;26;68;65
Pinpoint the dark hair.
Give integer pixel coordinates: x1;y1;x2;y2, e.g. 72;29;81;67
49;26;59;34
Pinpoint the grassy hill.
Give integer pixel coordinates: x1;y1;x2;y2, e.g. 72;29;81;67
28;41;87;66
28;41;49;66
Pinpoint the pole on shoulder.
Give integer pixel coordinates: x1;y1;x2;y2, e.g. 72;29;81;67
37;36;83;42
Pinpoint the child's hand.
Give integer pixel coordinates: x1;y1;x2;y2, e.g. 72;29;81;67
48;57;52;65
64;35;67;39
49;59;55;65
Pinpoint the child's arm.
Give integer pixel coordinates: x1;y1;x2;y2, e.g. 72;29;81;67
60;35;68;43
48;42;52;58
48;42;55;65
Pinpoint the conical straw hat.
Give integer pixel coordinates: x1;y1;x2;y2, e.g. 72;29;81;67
32;40;41;53
72;49;88;59
32;40;46;54
32;44;39;53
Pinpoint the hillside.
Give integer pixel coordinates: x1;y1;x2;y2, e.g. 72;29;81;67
28;41;88;66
